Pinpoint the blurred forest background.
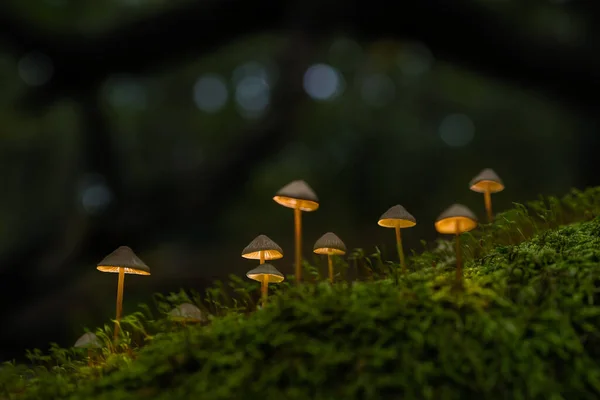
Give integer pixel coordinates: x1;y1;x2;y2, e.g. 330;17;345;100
0;0;599;361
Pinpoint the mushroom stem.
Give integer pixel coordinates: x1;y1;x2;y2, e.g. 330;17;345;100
114;267;125;339
395;226;406;275
294;206;302;284
327;254;334;284
455;232;462;282
260;251;265;265
484;190;493;222
261;276;268;306
87;349;92;367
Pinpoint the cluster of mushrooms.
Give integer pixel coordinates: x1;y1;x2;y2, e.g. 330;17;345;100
74;168;504;354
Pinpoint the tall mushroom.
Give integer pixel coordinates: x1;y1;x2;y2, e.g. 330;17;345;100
246;263;285;306
377;205;416;277
97;246;150;339
74;332;101;366
241;234;284;264
434;204;478;282
469;168;505;223
313;232;346;283
273;180;319;284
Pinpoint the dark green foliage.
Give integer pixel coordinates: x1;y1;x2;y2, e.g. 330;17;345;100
3;187;600;399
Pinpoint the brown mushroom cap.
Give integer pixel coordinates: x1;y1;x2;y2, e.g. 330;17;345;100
74;332;101;349
435;204;478;234
246;263;285;283
168;303;206;322
273;180;319;211
469;168;505;193
96;246;151;275
241;235;284;260
377;205;417;228
313;232;346;255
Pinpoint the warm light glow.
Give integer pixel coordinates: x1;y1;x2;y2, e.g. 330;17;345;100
470;180;505;193
273;195;319;211
242;249;283;260
313;247;345;255
96;266;151;276
378;218;417;228
435;217;477;235
247;272;285;283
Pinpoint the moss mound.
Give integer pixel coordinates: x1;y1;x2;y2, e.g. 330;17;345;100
3;188;600;399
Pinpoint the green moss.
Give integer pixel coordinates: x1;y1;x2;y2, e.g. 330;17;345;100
3;188;600;399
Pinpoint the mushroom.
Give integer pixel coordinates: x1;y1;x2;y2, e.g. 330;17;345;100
241;234;284;264
434;204;478;282
74;332;101;366
469;168;504;223
246;263;285;306
97;246;150;339
168;303;206;324
273;180;319;284
313;232;346;284
377;205;416;276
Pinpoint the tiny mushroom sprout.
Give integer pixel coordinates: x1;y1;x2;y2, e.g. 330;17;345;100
168;303;207;325
74;332;101;366
469;168;505;223
241;234;284;264
434;204;478;282
246;263;285;306
313;232;346;284
273;180;319;284
96;246;150;339
377;205;416;276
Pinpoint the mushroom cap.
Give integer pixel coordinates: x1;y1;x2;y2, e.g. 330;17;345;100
96;246;151;275
435;204;478;234
74;332;101;349
377;205;417;228
241;234;283;260
313;232;346;255
273;180;319;211
469;168;504;193
168;303;206;322
246;263;285;283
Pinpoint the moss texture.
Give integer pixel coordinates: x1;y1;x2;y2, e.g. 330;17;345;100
2;188;600;400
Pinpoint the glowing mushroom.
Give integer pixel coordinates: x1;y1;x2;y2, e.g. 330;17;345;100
97;246;150;339
168;303;207;325
313;232;346;284
469;168;504;223
241;234;283;264
246;263;284;306
273;180;319;284
377;205;416;275
74;332;101;366
434;204;478;282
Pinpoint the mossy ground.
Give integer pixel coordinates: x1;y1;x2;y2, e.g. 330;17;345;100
3;188;600;400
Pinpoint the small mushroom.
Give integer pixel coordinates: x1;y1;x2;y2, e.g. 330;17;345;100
313;232;346;283
246;263;285;306
241;234;283;264
168;303;206;324
97;246;151;339
435;204;478;282
273;180;319;284
378;205;416;276
74;332;101;366
469;168;504;223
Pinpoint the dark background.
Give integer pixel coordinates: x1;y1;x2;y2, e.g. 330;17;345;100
0;0;599;361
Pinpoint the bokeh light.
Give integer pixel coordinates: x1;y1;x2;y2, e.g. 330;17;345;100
303;63;344;101
193;74;228;113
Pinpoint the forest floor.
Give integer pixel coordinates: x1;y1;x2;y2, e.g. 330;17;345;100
2;187;600;400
